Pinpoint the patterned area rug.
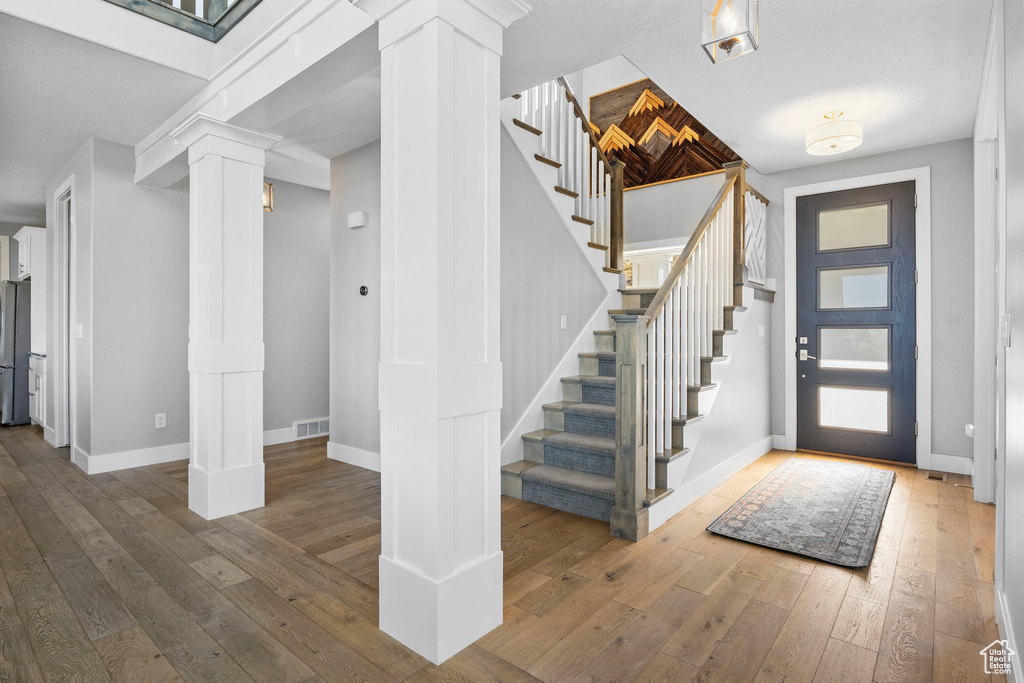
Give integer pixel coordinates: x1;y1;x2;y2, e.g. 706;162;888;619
706;457;895;568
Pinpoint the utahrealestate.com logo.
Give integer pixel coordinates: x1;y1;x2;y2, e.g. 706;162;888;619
980;640;1015;676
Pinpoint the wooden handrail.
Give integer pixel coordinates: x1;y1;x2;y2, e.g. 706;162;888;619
642;174;738;326
745;183;770;206
556;77;613;170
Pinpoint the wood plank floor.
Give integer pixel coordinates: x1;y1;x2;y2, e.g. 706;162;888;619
0;425;1000;682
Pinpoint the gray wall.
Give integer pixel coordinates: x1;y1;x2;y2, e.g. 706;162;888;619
329;141;382;456
263;178;330;431
1001;0;1024;652
327;131;609;457
623;173;726;249
500;128;607;441
755;138;976;459
90;140;190;455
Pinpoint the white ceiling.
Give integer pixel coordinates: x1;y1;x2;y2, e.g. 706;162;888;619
0;0;993;223
0;14;207;225
503;0;992;174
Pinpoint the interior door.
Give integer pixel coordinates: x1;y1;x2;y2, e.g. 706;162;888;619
796;181;917;463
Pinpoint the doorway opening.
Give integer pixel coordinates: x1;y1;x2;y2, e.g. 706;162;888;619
53;180;75;455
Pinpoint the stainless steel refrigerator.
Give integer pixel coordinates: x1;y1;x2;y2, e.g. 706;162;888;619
0;281;31;425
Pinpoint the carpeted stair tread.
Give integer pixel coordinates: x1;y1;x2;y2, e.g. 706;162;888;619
522;429;561;443
543;431;616;454
561;375;615;386
501;460;543;476
563;403;616;418
542;400;579;411
520;464;615;500
577;352;616;361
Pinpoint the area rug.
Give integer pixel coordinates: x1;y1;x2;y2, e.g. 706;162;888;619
706;457;895;568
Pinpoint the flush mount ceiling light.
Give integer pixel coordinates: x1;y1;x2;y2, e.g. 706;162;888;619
701;0;759;64
263;181;274;212
805;111;864;156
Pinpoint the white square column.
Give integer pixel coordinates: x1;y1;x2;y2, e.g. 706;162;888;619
367;0;530;665
173;115;281;520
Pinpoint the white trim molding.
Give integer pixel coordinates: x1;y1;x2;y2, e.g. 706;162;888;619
996;587;1019;683
264;428;295;446
71;442;189;475
929;452;974;476
327;440;381;472
783;167;933;468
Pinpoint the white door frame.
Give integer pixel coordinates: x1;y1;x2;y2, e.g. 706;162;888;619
971;0;1005;507
52;176;77;452
783;167;933;468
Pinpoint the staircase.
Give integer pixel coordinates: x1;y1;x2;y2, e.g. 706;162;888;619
500;75;771;542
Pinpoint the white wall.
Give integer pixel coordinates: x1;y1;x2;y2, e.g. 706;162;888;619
623;172;726;249
998;0;1023;662
263;178;330;435
499;128;607;442
563;55;645;119
755;138;976;460
329;141;382;469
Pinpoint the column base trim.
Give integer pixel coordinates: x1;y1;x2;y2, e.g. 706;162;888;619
379;551;503;665
188;462;265;520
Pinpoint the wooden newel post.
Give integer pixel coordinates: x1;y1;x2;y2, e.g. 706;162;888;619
723;160;748;304
610;313;650;542
609;159;625;271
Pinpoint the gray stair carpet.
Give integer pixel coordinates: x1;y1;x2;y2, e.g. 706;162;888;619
521;464;615;522
543;432;616;477
581;376;615;406
563;403;616;440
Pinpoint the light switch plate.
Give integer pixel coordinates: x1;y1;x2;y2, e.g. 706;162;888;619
560;315;567;330
74;324;83;339
155;413;167;429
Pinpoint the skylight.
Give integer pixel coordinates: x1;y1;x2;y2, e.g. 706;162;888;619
102;0;263;42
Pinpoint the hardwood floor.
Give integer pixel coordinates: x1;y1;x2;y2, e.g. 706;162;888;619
0;425;1000;682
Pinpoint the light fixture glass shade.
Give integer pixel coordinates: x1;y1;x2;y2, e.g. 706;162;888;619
262;181;274;212
701;0;759;64
805;118;864;156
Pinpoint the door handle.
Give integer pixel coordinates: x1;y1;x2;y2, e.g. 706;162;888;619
798;350;817;361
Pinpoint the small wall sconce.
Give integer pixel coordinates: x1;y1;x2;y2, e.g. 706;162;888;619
263;181;274;212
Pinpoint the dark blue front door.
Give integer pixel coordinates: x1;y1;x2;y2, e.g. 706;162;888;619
796;181;917;463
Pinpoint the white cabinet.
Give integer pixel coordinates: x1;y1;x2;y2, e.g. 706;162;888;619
28;354;46;428
13;227;47;354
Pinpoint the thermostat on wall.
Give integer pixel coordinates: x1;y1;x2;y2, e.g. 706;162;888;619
347;211;368;229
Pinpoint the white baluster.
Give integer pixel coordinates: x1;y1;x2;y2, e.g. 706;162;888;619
664;291;673;453
647;325;656;488
673;278;681;419
655;312;664;456
687;261;695;388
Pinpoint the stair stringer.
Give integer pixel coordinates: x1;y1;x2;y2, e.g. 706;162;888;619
648;285;774;530
500;98;620;290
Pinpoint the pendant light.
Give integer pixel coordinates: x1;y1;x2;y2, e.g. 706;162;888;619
805;111;864;156
701;0;759;63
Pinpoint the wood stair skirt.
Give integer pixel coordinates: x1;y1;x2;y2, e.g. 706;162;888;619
501;292;741;529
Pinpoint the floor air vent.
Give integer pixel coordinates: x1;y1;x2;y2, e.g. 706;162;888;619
926;471;947;482
294;418;330;439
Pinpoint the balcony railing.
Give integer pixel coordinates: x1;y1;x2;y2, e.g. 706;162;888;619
102;0;262;41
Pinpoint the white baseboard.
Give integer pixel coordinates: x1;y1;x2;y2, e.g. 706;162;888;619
72;442;189;475
772;434;790;450
328;441;380;472
264;427;295;446
43;426;57;447
996;587;1019;682
928;452;974;476
649;434;774;530
499;290;617;466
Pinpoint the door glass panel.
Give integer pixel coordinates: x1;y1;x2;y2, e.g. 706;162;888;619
818;203;889;251
820;328;890;370
819;265;889;309
819;386;889;433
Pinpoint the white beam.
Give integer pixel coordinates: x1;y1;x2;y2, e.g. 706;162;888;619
368;0;529;665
